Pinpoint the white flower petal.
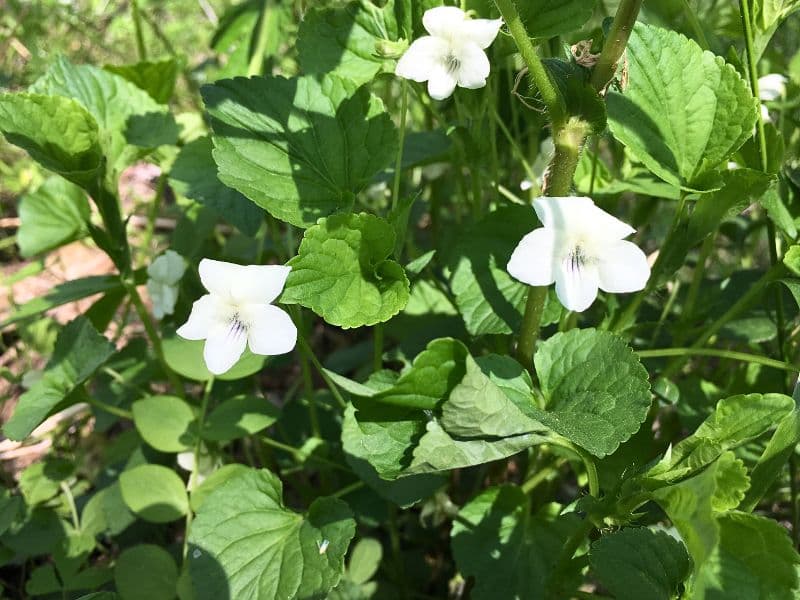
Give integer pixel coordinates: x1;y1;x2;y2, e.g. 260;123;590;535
396;36;449;82
423;6;466;37
456;43;490;89
758;74;787;101
199;258;242;297
245;304;298;356
533;196;635;239
460;18;503;49
176;294;217;340
203;321;248;375
232;265;291;304
761;103;772;123
507;228;556;286
555;261;600;313
597;240;650;293
427;66;458;100
533;196;595;229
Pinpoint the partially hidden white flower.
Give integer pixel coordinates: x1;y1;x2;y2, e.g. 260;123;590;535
177;258;297;375
758;73;788;122
147;250;187;319
507;197;650;313
395;6;502;100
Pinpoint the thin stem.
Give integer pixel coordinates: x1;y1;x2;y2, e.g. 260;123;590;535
60;482;80;532
260;436;351;473
373;323;384;373
590;0;643;91
681;233;716;329
330;480;365;499
139;173;165;268
546;516;595;599
392;81;409;213
661;262;787;377
183;376;214;561
492;107;537;184
613;192;689;332
86;395;134;420
517;287;548;373
295;333;348;408
126;282;185;397
681;0;711;49
739;0;789;372
493;0;566;126
248;0;273;76
130;0;147;61
638;347;799;372
388;505;409;600
296;315;321;439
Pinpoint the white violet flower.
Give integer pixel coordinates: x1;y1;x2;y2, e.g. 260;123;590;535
758;73;788;122
147;250;187;319
395;6;502;100
177;258;297;375
507;197;650;313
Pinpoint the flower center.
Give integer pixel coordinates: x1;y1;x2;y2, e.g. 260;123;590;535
566;245;588;272
227;312;248;338
444;52;461;74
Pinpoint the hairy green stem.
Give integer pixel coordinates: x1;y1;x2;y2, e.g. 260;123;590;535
517;287;548;373
493;0;566;126
248;0;273;76
590;0;643;91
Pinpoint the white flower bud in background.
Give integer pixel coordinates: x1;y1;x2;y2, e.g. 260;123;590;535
147;250;187;319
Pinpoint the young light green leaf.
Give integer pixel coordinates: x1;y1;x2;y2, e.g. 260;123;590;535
647;393;794;482
114;545;178;600
440;354;545;438
342;403;445;505
188;468;355;600
373;338;468;409
590;528;691;600
687;169;774;246
692;512;800;599
30;56;171;176
298;0;400;85
283;213;410;328
17;176;90;258
4;317;116;441
532;329;652;457
518;0;596;38
451;486;585;599
202;74;397;228
653;452;750;568
0;93;103;187
347;538;383;585
132;395;197;453
200;395;279;442
119;465;189;523
168;136;263;236
741;403;800;511
607;23;757;190
104;58;181;104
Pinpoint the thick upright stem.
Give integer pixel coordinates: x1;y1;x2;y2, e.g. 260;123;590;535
590;0;643;91
517;287;548;372
493;0;566;126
